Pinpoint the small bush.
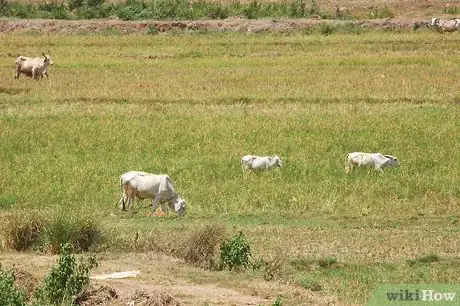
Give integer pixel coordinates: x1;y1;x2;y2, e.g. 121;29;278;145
0;211;45;251
43;215;102;254
0;265;26;306
180;224;226;269
34;243;98;305
219;231;252;271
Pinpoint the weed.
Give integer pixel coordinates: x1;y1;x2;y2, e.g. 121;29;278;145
298;276;322;291
180;224;226;269
0;211;45;252
43;215;102;254
219;231;252;271
34;243;98;305
318;257;337;268
417;254;440;264
272;295;283;306
147;25;158;35
0;264;26;306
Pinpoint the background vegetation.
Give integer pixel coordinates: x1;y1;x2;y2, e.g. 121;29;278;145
0;0;346;20
1;31;459;304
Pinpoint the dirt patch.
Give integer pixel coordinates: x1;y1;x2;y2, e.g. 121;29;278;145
75;286;118;306
0;17;439;34
127;289;179;306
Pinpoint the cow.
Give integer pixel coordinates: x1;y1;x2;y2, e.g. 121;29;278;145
430;18;460;33
14;51;54;80
119;171;186;216
345;152;400;173
241;155;283;172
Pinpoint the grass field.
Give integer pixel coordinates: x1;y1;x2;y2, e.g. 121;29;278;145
1;31;460;305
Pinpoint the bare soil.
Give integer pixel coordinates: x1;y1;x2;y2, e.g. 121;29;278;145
0;252;336;305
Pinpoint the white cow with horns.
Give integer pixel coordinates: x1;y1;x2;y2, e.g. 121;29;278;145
241;155;283;172
345;152;399;173
14;51;54;80
119;171;186;216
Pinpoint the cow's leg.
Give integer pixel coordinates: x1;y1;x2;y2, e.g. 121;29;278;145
151;194;162;213
160;203;168;212
345;163;353;173
119;194;126;211
14;67;20;79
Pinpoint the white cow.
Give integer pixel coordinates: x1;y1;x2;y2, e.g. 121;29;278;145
430;18;460;33
241;155;283;172
14;52;54;80
119;171;186;216
345;152;399;173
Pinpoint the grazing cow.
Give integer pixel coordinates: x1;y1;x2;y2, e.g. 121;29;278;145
119;171;186;216
241;155;283;172
345;152;399;173
15;51;54;80
430;18;460;33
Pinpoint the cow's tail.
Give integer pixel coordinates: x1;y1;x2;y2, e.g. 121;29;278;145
344;153;351;173
119;176;126;211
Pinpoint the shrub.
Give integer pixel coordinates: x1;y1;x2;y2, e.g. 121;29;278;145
43;214;102;254
0;211;45;251
180;224;226;269
0;265;26;306
219;231;252;271
34;243;98;305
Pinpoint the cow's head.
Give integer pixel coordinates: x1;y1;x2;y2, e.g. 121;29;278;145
274;155;283;167
384;155;400;168
171;196;186;216
42;51;54;66
431;18;440;26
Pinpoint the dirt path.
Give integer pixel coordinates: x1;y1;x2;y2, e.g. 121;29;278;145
0;17;438;34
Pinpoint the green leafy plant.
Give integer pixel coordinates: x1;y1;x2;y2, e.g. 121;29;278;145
272;295;283;306
34;243;98;305
219;231;252;271
0;265;26;306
